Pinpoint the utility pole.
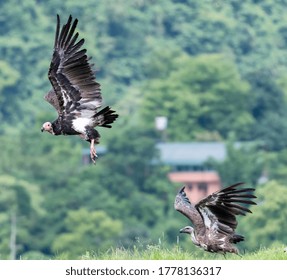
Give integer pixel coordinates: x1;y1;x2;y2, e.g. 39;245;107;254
155;116;168;142
9;212;17;260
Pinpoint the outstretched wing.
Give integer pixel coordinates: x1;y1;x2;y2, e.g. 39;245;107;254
195;182;257;235
174;186;206;235
44;89;61;113
47;15;102;116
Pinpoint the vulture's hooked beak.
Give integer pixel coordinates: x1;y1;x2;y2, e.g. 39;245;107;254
41;127;44;132
179;227;190;234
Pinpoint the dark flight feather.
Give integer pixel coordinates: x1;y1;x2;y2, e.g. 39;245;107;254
47;14;102;116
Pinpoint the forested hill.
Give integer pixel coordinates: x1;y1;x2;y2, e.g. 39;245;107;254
1;0;287;259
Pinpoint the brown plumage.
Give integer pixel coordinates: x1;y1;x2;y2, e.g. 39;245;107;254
174;182;257;255
41;15;118;163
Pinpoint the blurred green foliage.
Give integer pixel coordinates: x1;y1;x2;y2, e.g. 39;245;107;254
1;0;287;259
52;209;123;258
238;181;287;251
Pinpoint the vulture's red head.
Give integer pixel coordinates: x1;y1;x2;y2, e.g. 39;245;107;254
41;122;54;134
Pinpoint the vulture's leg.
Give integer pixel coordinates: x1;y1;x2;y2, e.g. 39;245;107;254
90;139;98;163
85;127;100;163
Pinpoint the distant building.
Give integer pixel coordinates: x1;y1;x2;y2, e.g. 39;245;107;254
82;142;227;204
156;142;226;204
168;171;221;204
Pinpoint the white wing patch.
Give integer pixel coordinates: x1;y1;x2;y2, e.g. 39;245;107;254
200;208;213;229
72;118;92;134
61;89;71;106
199;206;221;236
77;99;102;119
79;109;94;119
80;99;101;108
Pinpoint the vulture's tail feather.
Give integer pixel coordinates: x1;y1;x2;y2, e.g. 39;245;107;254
94;106;118;128
231;234;244;244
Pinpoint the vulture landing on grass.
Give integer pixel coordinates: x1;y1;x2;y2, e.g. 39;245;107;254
174;182;256;255
41;15;118;163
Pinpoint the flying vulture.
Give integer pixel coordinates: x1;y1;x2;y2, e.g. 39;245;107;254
41;15;118;163
174;182;256;255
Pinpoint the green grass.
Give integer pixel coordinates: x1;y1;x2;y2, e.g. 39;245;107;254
75;245;287;260
20;242;287;260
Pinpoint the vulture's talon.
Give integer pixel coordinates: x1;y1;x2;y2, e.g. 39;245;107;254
91;155;97;164
90;144;98;164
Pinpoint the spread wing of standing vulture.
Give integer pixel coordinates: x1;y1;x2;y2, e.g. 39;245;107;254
174;182;256;255
41;15;118;163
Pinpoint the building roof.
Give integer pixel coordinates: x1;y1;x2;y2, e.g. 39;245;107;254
156;142;226;165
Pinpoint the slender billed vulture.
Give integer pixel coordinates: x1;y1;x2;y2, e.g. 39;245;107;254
174;182;257;255
41;15;118;163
